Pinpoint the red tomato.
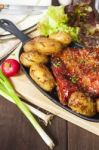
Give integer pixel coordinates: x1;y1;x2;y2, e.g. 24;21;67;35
1;59;20;77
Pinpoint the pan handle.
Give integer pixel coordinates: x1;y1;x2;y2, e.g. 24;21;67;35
0;19;30;44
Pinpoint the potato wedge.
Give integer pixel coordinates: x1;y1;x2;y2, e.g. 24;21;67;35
24;36;63;55
49;32;72;45
20;51;48;67
30;62;55;91
68;92;96;117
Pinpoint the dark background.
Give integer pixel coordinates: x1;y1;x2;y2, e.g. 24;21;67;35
0;0;99;150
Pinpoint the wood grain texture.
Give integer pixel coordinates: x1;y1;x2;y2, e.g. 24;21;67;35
68;122;99;150
0;96;99;150
0;96;68;150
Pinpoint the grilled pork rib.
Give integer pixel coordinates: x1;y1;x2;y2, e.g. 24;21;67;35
51;56;78;105
60;48;99;97
52;48;99;98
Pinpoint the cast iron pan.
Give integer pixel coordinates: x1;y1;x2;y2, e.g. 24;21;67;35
0;19;99;122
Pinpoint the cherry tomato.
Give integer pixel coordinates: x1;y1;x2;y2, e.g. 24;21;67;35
1;59;20;77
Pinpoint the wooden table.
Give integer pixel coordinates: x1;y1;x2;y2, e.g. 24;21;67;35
0;96;99;150
0;0;99;150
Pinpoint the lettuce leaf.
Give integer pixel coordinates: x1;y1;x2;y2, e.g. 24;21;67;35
38;6;79;41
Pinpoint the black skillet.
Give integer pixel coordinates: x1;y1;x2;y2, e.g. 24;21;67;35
0;19;99;122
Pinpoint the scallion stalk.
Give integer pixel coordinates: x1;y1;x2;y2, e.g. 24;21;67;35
0;70;55;149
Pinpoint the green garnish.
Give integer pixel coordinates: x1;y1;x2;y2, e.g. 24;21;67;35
0;70;55;149
38;6;79;41
53;59;61;67
70;75;78;84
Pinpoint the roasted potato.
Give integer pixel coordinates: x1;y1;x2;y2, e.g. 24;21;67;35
24;36;63;55
20;51;48;67
30;62;55;91
23;39;36;52
49;32;72;45
68;92;96;117
96;98;99;112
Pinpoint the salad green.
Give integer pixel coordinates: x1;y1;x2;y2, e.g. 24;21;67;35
38;6;79;41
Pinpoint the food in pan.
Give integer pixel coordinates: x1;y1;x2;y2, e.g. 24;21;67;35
20;51;48;67
56;77;78;106
29;62;55;91
20;3;99;118
49;32;72;45
51;47;99;97
59;48;99;97
21;33;71;92
51;47;99;116
23;36;63;55
68;91;96;117
20;35;99;117
51;56;78;105
21;32;71;91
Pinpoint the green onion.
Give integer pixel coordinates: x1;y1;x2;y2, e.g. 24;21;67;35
0;70;55;149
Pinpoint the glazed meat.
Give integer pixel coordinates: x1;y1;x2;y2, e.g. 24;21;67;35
51;48;98;116
56;77;78;105
51;56;78;105
60;48;99;97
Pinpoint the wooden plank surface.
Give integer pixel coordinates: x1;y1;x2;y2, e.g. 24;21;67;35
0;96;68;150
68;122;99;150
0;96;99;150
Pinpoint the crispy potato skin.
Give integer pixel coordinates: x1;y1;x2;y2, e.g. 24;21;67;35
49;32;72;45
68;92;96;117
20;51;48;67
24;37;63;55
23;40;36;52
30;62;55;91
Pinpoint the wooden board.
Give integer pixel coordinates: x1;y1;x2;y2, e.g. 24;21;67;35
8;44;99;136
